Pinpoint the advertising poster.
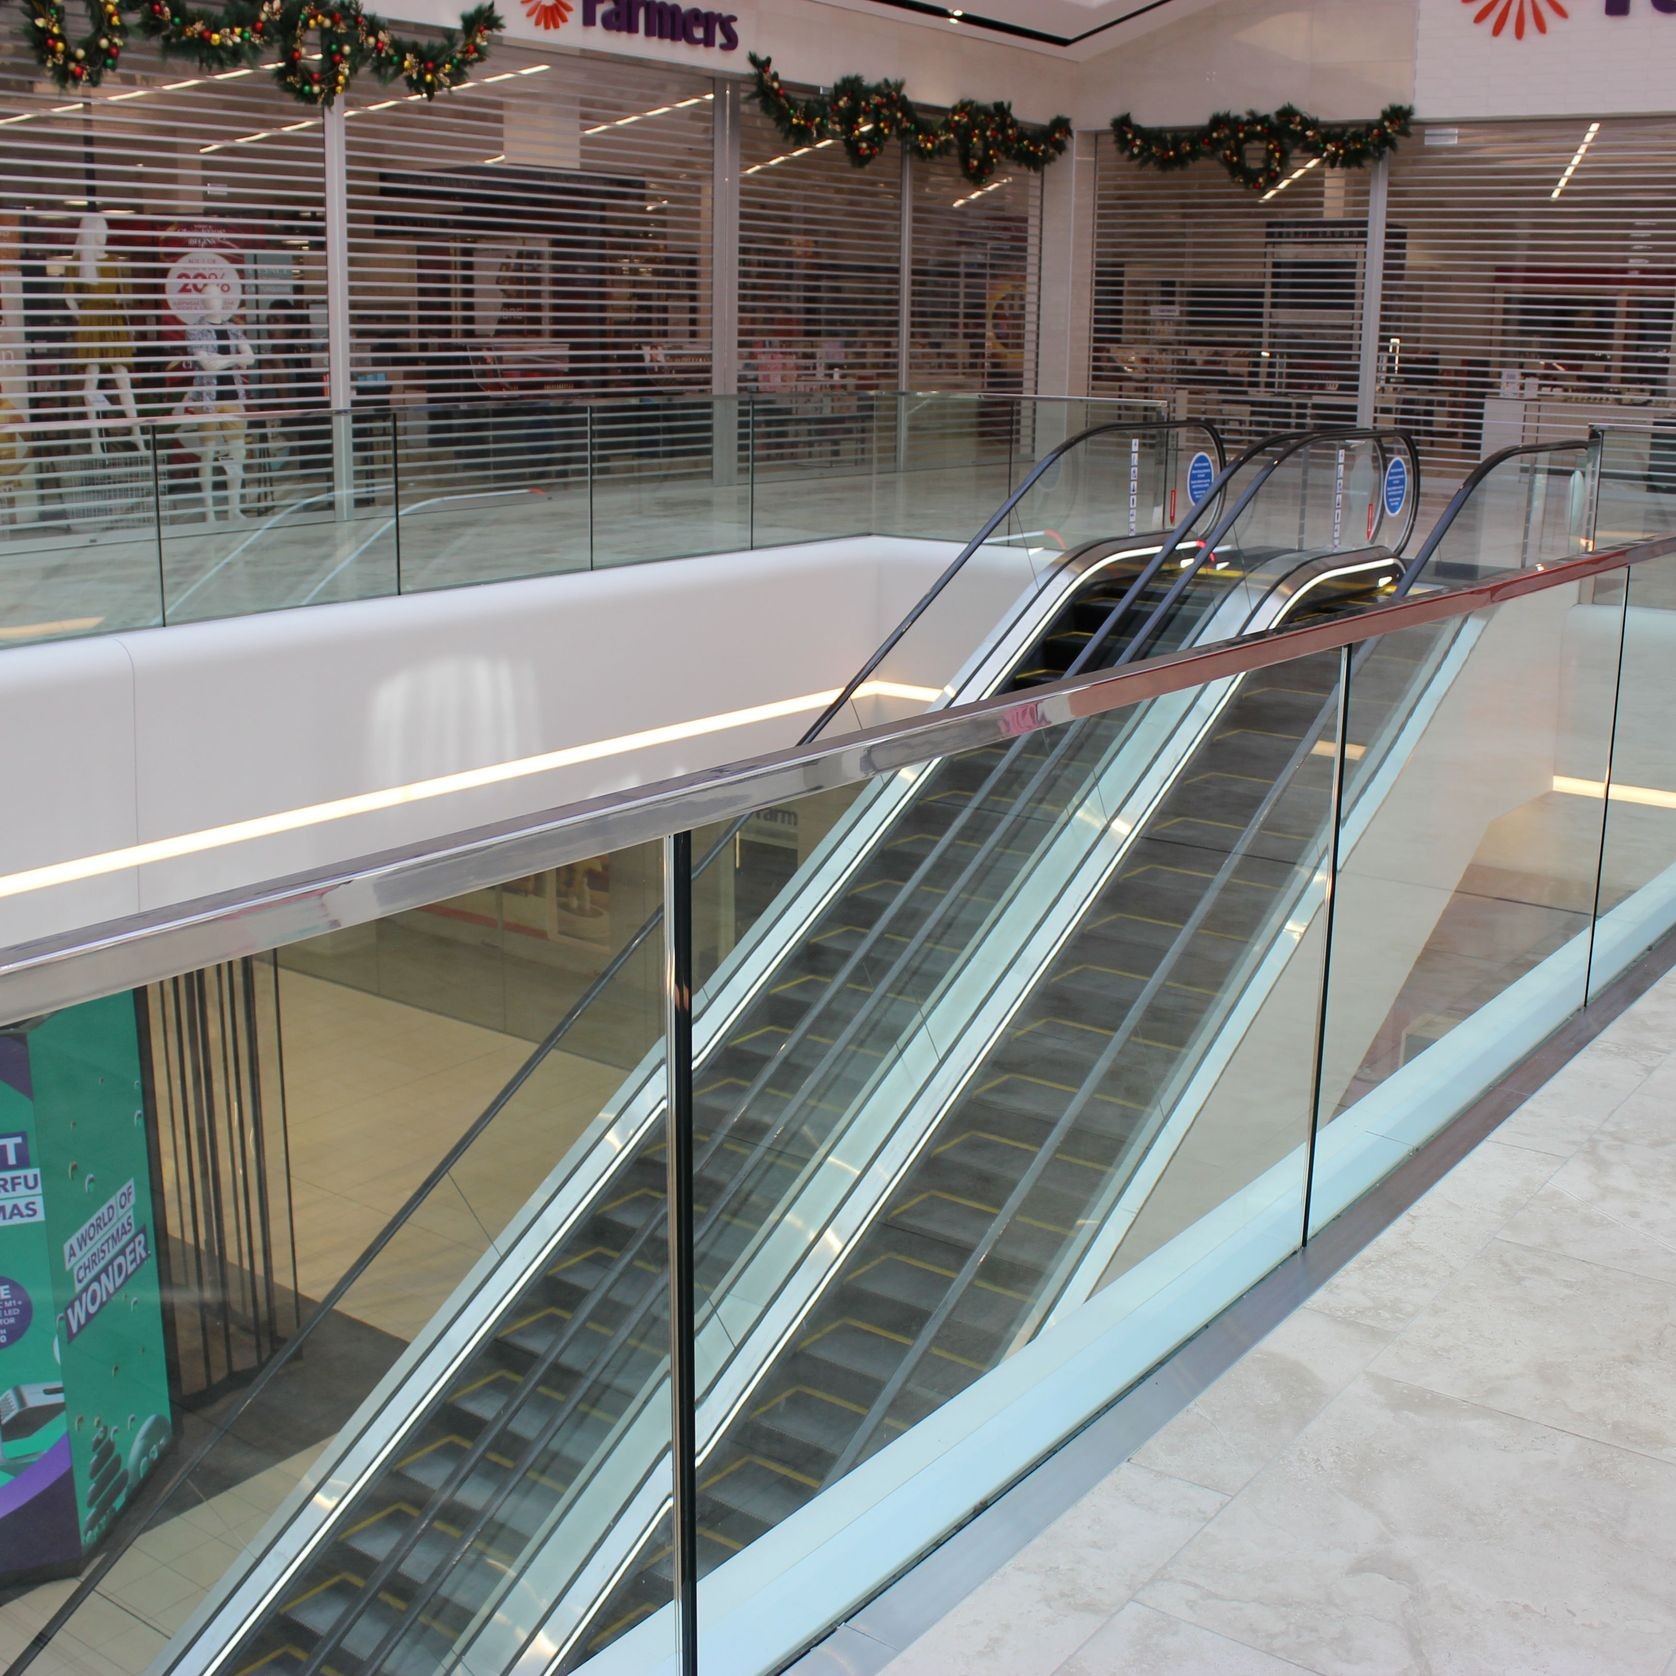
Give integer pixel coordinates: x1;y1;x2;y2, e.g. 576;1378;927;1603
0;998;171;1582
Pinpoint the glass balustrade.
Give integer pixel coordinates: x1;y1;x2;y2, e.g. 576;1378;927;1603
0;392;1166;651
7;524;1676;1676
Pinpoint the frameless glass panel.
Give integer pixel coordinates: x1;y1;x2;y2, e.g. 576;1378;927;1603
0;423;161;641
748;389;880;549
868;391;1018;544
36;846;674;1676
394;397;590;590
1590;550;1676;1000
160;406;395;620
1419;444;1593;592
592;395;752;569
1594;426;1676;549
1309;575;1624;1234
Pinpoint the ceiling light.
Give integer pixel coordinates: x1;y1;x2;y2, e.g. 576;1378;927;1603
1551;121;1601;201
1260;154;1321;203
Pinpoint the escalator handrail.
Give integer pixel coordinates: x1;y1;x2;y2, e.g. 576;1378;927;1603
1052;432;1421;693
11;411;1222;1673
1108;428;1421;674
1394;436;1595;598
801;416;1227;744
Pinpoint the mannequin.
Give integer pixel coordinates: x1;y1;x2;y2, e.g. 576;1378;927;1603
183;288;255;522
65;212;139;433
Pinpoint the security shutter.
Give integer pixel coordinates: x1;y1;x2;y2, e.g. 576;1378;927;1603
1378;117;1676;484
343;41;714;406
1090;134;1371;451
908;157;1039;395
738;101;902;393
0;42;329;430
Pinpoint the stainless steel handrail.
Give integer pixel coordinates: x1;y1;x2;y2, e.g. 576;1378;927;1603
3;530;1670;1026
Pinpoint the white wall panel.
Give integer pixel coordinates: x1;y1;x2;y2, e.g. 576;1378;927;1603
0;535;972;949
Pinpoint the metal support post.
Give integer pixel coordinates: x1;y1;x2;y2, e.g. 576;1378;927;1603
663;831;699;1674
711;79;741;489
323;106;353;520
894;145;914;479
1355;156;1391;431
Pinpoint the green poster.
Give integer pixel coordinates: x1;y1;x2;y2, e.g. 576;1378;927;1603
0;996;171;1576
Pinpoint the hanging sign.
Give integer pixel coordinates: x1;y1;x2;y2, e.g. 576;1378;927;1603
0;999;170;1584
1187;451;1216;505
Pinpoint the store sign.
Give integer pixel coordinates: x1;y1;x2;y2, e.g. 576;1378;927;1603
0;1001;170;1584
519;0;741;49
1420;0;1674;114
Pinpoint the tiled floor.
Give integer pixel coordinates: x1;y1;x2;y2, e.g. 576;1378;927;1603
871;965;1676;1676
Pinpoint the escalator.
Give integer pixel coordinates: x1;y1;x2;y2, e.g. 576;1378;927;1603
567;554;1413;1663
165;428;1421;1676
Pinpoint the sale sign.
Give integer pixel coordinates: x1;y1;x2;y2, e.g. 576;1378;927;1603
0;1000;171;1584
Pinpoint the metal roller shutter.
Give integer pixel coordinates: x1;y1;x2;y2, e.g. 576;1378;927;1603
738;101;902;395
342;41;714;408
1090;134;1371;452
0;42;329;431
1377;117;1676;486
908;157;1039;396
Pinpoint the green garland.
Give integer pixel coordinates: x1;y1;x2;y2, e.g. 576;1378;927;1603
749;53;1070;189
23;0;501;102
1110;104;1413;194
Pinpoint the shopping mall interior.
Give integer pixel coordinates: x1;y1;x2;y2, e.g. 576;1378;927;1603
3;0;1676;1672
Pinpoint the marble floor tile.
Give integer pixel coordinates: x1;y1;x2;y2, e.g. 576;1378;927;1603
1372;1238;1676;1464
1597;1084;1676;1154
1589;993;1676;1072
1309;1140;1559;1333
1498;1134;1676;1287
1139;1371;1676;1676
1054;1602;1320;1676
882;1465;1226;1676
1131;1306;1392;1497
1491;1049;1650;1158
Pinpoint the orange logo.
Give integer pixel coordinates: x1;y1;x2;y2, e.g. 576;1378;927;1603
521;0;572;27
1464;0;1569;39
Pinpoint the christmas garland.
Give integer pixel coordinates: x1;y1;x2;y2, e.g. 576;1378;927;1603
1110;104;1413;194
749;53;1071;188
23;0;501;103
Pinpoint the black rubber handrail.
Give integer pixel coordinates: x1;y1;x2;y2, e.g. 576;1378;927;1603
802;417;1226;742
1394;436;1595;597
12;411;1222;1674
1015;428;1417;721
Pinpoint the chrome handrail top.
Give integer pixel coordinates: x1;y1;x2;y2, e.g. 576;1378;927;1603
2;532;1667;1024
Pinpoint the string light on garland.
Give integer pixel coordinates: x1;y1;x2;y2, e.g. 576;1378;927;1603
1110;103;1413;194
23;0;501;103
749;52;1070;188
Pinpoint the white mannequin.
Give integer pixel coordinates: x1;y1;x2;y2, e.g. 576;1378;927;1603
64;212;139;433
183;288;254;522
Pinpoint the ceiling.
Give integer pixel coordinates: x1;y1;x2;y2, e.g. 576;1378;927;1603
837;0;1211;51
